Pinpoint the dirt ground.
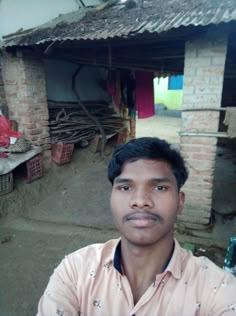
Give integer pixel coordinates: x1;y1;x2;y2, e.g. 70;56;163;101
0;114;235;316
136;114;181;144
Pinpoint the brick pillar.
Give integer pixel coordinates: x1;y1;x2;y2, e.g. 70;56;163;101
2;49;51;167
0;59;8;116
179;35;227;229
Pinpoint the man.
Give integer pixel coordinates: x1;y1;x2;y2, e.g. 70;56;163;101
37;137;236;316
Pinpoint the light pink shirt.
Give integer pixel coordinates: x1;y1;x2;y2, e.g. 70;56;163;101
37;239;236;316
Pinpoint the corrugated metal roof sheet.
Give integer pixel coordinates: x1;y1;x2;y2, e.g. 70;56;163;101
2;0;236;47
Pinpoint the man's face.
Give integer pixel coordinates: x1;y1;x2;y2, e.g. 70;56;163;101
110;159;185;247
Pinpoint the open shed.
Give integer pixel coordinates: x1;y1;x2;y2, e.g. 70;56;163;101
1;0;236;231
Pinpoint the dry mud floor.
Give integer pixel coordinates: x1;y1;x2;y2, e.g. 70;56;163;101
0;116;235;316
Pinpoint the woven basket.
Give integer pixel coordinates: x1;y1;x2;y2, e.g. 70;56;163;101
3;138;31;153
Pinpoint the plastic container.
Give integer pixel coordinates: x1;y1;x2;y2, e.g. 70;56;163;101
26;154;43;183
223;237;236;277
0;172;13;196
52;142;74;165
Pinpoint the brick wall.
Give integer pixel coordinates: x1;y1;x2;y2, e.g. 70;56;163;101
179;35;227;229
0;60;8;116
2;49;51;167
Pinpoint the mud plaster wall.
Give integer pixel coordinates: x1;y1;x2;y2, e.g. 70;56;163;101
179;34;228;229
44;60;110;103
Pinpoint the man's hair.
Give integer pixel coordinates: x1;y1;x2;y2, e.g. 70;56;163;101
108;137;188;190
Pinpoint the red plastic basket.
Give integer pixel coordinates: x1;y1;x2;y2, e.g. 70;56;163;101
0;172;13;196
26;154;43;183
52;142;74;165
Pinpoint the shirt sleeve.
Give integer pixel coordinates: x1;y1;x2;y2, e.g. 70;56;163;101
208;272;236;316
36;256;80;316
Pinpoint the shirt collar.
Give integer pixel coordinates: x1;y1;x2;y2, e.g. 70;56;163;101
107;238;187;279
104;238;122;273
113;240;123;274
165;239;188;279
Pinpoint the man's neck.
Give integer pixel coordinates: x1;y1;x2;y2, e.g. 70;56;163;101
120;236;174;304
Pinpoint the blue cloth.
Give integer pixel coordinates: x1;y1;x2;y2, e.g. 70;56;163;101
169;75;183;90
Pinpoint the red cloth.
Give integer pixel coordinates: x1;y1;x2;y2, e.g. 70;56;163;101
135;71;155;119
0;153;8;158
0;136;10;148
0;115;22;148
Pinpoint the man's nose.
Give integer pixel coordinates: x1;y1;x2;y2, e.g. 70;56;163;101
130;188;154;209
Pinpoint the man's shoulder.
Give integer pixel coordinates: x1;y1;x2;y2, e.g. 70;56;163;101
66;238;118;264
182;249;236;288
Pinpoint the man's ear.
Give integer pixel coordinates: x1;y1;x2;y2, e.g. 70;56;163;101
177;191;185;215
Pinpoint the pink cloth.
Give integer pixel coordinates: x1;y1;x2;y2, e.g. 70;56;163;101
0;153;8;158
37;239;236;316
0;115;22;148
135;71;155;119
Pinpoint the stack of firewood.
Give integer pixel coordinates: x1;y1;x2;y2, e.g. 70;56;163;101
48;103;126;144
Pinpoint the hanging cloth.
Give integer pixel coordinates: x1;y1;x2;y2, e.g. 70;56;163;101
107;70;121;113
120;70;136;119
135;71;155;119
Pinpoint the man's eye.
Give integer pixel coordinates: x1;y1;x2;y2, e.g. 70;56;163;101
119;185;131;191
153;186;166;191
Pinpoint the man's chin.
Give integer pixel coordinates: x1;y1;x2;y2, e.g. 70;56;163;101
122;235;162;248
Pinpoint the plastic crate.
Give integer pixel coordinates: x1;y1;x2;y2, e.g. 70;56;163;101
52;142;74;165
26;154;43;183
0;172;13;196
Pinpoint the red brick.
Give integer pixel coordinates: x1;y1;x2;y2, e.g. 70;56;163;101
187;175;202;182
27;128;43;135
27;135;39;141
181;145;202;153
184;188;212;199
18;111;32;117
39;133;50;139
197;66;224;76
210;77;224;86
203;177;213;183
23;117;33;124
203;183;213;190
25;123;36;129
41;115;49;120
191;137;217;145
185;57;211;67
20;98;33;105
192;153;216;160
8;92;17;97
181;152;190;159
180;136;193;144
195;77;211;86
39;121;49;127
35;110;49;117
185;181;213;191
186;198;212;207
185;157;215;167
20;80;32;85
37;97;47;103
5;80;17;85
